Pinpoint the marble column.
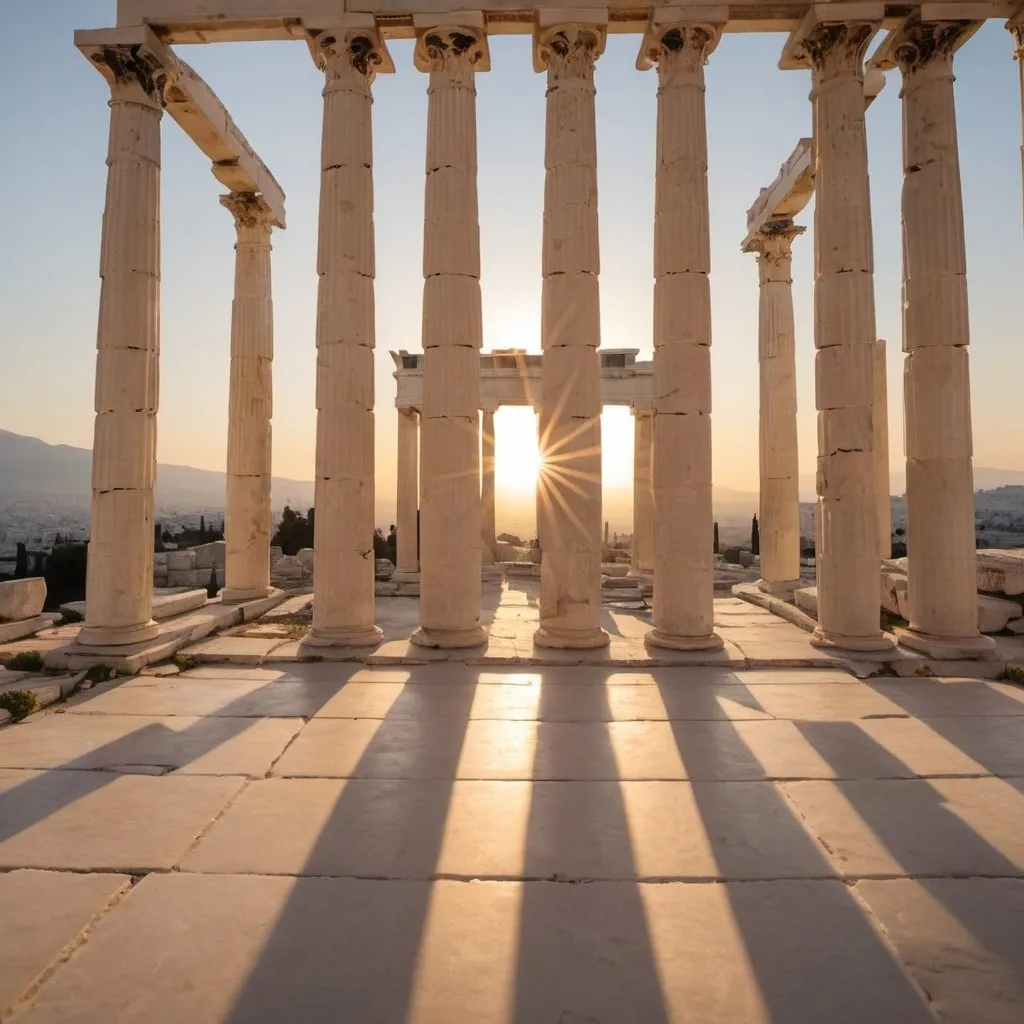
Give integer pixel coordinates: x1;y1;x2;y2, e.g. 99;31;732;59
220;193;275;604
631;409;654;573
744;222;803;592
887;16;991;657
640;19;723;651
874;338;891;558
786;17;891;651
79;47;165;648
533;21;609;649
1009;15;1024;225
412;22;489;648
395;407;420;577
481;407;498;563
307;28;392;648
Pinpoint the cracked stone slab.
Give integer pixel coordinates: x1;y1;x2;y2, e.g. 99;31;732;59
0;770;242;872
783;778;1024;878
0;869;131;1015
66;674;344;719
312;681;774;721
7;874;936;1024
182;777;835;881
854;878;1024;1024
0;713;302;777
269;717;983;782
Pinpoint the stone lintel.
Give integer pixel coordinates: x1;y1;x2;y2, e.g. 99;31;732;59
76;25;287;228
778;2;885;69
868;7;987;70
742;137;813;248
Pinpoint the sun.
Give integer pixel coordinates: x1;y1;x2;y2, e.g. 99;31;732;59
493;407;541;494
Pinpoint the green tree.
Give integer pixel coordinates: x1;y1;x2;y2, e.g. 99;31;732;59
713;521;719;555
751;514;760;556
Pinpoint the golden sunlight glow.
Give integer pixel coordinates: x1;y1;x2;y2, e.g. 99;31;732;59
494;407;542;495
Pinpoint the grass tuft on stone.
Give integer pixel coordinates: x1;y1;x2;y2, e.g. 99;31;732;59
1;651;44;673
174;654;199;672
84;664;117;685
0;689;39;722
998;665;1024;686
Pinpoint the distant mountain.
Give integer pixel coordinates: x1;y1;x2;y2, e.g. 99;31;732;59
0;428;315;511
799;465;1024;501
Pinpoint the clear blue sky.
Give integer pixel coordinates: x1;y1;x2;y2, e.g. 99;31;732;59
2;1;1022;514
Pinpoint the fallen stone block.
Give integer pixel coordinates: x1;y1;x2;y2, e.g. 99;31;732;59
978;594;1023;634
166;550;196;572
0;578;46;621
193;541;225;570
977;549;1024;596
794;587;818;617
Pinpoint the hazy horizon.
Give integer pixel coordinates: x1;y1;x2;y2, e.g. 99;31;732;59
3;3;1024;522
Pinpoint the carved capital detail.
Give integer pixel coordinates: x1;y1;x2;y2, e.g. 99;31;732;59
639;23;722;74
87;43;170;106
220;192;275;233
312;29;392;82
891;20;974;75
1011;20;1024;61
801;21;876;76
415;27;488;74
746;221;805;267
536;26;604;78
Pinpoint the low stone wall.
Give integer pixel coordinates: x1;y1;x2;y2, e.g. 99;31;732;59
155;542;225;589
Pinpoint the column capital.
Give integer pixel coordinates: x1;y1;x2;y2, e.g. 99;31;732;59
871;15;981;78
637;14;725;72
308;25;395;81
414;16;490;74
80;39;172;109
780;5;884;76
743;220;805;258
220;191;276;237
533;22;607;75
1009;10;1024;57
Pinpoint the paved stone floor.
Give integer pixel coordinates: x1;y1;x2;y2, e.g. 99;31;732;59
2;660;1024;1022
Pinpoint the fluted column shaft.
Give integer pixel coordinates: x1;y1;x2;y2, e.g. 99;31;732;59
642;23;723;651
80;52;163;648
396;407;420;575
632;410;654;572
308;32;386;647
481;409;497;562
805;22;889;650
412;27;487;648
748;225;802;589
221;193;274;603
894;19;989;653
874;338;891;557
534;25;608;649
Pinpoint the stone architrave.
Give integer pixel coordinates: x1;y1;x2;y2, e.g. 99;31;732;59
533;18;609;650
639;15;724;651
78;45;167;647
481;407;498;563
744;222;804;593
220;192;275;604
306;26;393;648
877;14;993;658
782;9;892;651
411;19;489;649
631;409;654;572
395;407;420;577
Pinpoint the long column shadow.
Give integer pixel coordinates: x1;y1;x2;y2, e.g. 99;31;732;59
511;669;670;1024
222;676;477;1024
653;677;939;1023
0;671;347;844
796;719;1024;968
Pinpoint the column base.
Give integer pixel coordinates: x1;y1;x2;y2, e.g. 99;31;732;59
76;619;160;648
896;628;997;661
304;624;383;648
410;624;488;649
756;578;800;598
533;625;610;650
644;629;724;652
810;628;894;653
220;586;273;605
